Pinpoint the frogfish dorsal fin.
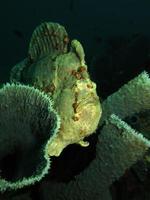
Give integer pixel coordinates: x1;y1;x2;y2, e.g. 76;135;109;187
28;22;70;62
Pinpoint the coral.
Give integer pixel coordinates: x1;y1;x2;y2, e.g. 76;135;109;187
37;71;150;200
10;22;102;157
39;114;150;200
101;71;150;123
32;71;150;200
100;70;150;181
0;21;149;199
0;83;60;191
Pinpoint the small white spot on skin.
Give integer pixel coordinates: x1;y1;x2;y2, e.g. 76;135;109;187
78;140;89;147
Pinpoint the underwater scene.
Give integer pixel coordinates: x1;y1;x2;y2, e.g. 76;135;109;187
0;0;150;199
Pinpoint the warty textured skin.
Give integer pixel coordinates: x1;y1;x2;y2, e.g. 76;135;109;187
10;22;102;156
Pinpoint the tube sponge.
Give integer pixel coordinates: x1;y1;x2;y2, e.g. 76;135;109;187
39;114;150;200
0;83;60;191
101;71;150;123
38;72;150;200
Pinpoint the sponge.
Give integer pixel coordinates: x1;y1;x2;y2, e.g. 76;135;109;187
0;83;60;191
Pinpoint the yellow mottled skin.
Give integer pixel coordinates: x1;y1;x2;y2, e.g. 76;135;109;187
10;22;102;157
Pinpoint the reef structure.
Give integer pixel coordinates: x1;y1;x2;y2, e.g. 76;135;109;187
0;83;60;191
38;71;150;200
0;22;149;199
